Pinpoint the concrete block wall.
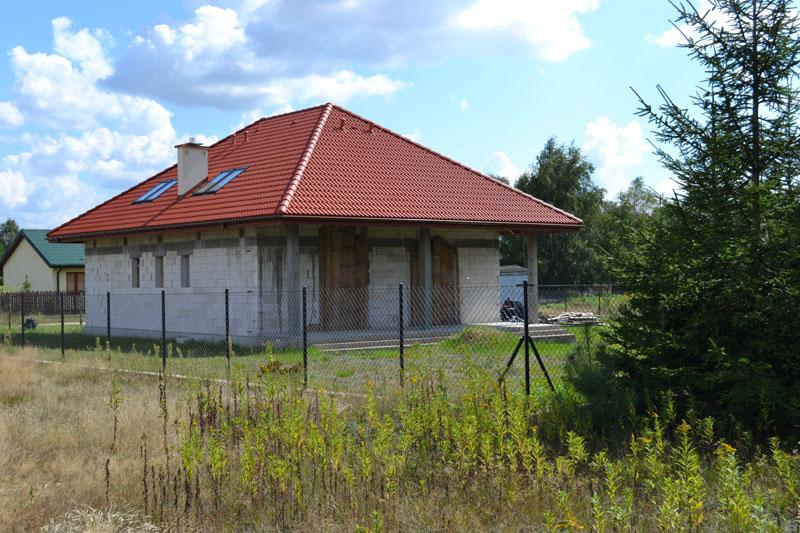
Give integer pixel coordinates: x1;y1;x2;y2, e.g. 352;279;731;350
458;243;501;325
367;228;414;329
258;243;287;334
83;224;501;338
85;229;259;337
257;225;320;334
425;227;501;324
299;225;321;326
85;235;129;334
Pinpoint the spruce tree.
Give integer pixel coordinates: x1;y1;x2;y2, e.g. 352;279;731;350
596;0;800;437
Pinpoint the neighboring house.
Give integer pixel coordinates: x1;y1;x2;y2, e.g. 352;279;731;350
0;229;85;292
49;103;581;340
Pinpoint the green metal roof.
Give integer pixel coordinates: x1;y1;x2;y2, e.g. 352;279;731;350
0;229;84;269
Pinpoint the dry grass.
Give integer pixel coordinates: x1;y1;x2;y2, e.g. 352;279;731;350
0;350;184;532
2;345;799;532
42;507;159;533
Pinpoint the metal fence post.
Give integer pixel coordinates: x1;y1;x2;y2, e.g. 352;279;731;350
106;291;112;346
60;292;65;359
6;293;10;331
20;291;25;347
399;283;404;388
225;288;230;371
523;280;530;396
302;287;308;389
161;290;166;370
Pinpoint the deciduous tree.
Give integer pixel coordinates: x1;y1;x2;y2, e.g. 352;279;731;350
502;138;606;284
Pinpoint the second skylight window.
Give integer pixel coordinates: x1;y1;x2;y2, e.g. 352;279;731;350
194;168;246;195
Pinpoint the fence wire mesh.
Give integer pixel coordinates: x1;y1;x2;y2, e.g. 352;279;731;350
0;285;624;395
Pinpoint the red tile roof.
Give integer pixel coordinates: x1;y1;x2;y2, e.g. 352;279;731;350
49;103;581;240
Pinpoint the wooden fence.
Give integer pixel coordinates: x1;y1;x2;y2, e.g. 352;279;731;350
0;291;85;316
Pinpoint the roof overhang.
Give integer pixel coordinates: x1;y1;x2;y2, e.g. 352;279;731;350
48;214;582;243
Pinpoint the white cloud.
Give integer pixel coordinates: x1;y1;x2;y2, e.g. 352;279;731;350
105;0;595;110
0;102;24;128
10;21;174;137
652;176;678;197
645;0;730;47
0;18;183;227
449;95;469;111
450;94;469;111
237;103;295;129
255;71;409;106
484;151;520;183
403;130;423;143
239;0;273;22
0;170;32;208
106;5;409;110
51;17;113;79
163;5;246;61
454;0;599;61
582;117;649;196
645;27;685;48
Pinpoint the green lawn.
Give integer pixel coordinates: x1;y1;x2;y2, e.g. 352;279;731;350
538;292;625;318
1;323;595;395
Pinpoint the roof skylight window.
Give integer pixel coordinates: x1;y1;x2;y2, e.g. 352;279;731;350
194;168;246;195
133;179;177;204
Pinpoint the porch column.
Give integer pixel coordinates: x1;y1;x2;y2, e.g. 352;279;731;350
286;224;301;334
526;231;539;324
418;227;433;327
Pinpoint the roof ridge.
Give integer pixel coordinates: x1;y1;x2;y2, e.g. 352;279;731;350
276;103;333;215
207;103;329;158
329;104;583;225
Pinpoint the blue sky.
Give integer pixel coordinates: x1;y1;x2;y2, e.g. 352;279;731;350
0;0;707;228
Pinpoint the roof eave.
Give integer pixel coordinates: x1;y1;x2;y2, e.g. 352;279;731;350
48;213;582;242
49;263;85;268
47;215;286;242
279;214;583;232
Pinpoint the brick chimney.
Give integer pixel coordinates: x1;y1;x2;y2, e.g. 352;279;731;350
175;137;209;195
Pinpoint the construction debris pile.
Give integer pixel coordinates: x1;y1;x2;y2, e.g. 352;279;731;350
544;312;602;325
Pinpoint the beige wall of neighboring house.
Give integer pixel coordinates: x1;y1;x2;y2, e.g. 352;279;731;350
3;238;57;290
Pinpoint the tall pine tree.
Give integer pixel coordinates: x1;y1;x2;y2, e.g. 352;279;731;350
595;0;800;437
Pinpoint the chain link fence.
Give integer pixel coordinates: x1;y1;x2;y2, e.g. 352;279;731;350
1;285;625;395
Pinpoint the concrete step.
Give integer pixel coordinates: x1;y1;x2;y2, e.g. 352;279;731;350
314;327;576;352
316;336;449;352
528;333;576;344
